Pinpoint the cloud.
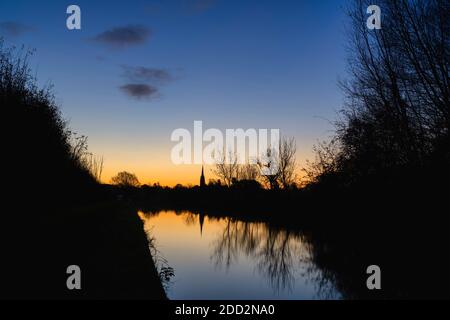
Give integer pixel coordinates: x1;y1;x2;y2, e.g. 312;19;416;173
0;21;34;37
119;65;178;101
121;65;174;84
119;84;159;100
91;25;151;48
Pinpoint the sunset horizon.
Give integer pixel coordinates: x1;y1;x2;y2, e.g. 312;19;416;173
2;0;449;308
1;0;346;188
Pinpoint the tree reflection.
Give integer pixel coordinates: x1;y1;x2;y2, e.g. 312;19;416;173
211;218;241;269
139;209;342;298
210;218;310;293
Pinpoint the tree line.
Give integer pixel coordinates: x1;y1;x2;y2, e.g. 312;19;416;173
303;0;449;189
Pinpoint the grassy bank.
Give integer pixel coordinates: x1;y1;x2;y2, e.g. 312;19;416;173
2;201;166;300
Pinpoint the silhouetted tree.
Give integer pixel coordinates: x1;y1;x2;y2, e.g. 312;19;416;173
277;137;297;188
111;171;140;187
306;0;449;186
257;136;297;189
214;151;239;187
238;163;260;181
257;147;280;190
303;138;341;185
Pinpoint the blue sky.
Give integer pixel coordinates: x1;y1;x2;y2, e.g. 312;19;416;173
1;0;351;185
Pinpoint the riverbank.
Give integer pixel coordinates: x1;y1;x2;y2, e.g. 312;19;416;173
1;201;166;300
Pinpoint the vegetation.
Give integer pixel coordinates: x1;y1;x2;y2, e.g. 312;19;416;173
111;171;141;187
1;40;165;299
1;40;101;203
213;136;298;190
304;0;449;190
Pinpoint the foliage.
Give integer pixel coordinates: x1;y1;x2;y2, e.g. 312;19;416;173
304;0;449;188
111;171;141;187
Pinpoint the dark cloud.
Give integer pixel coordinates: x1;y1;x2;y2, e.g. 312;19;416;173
121;65;173;84
119;84;159;100
0;21;34;37
91;25;151;48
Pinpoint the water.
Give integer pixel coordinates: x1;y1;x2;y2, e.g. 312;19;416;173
139;210;342;300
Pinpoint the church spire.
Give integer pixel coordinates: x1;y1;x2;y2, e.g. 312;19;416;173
200;165;206;187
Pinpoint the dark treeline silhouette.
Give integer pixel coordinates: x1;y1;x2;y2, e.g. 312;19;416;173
295;3;450;299
304;0;449;194
1;40;165;299
1;40;100;205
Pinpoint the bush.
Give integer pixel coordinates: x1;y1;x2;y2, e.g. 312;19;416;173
1;40;98;204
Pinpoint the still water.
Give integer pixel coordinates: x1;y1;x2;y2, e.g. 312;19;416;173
139;210;342;300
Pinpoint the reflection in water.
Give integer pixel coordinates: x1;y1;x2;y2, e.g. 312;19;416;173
138;212;175;291
211;218;304;293
139;210;341;300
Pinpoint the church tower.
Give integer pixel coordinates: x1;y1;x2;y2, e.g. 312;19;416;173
200;165;206;187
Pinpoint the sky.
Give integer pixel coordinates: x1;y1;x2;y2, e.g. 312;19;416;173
0;0;351;186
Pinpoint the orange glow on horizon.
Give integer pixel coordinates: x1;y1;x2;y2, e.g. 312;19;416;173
88;125;314;187
100;160;307;187
101;163;211;187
